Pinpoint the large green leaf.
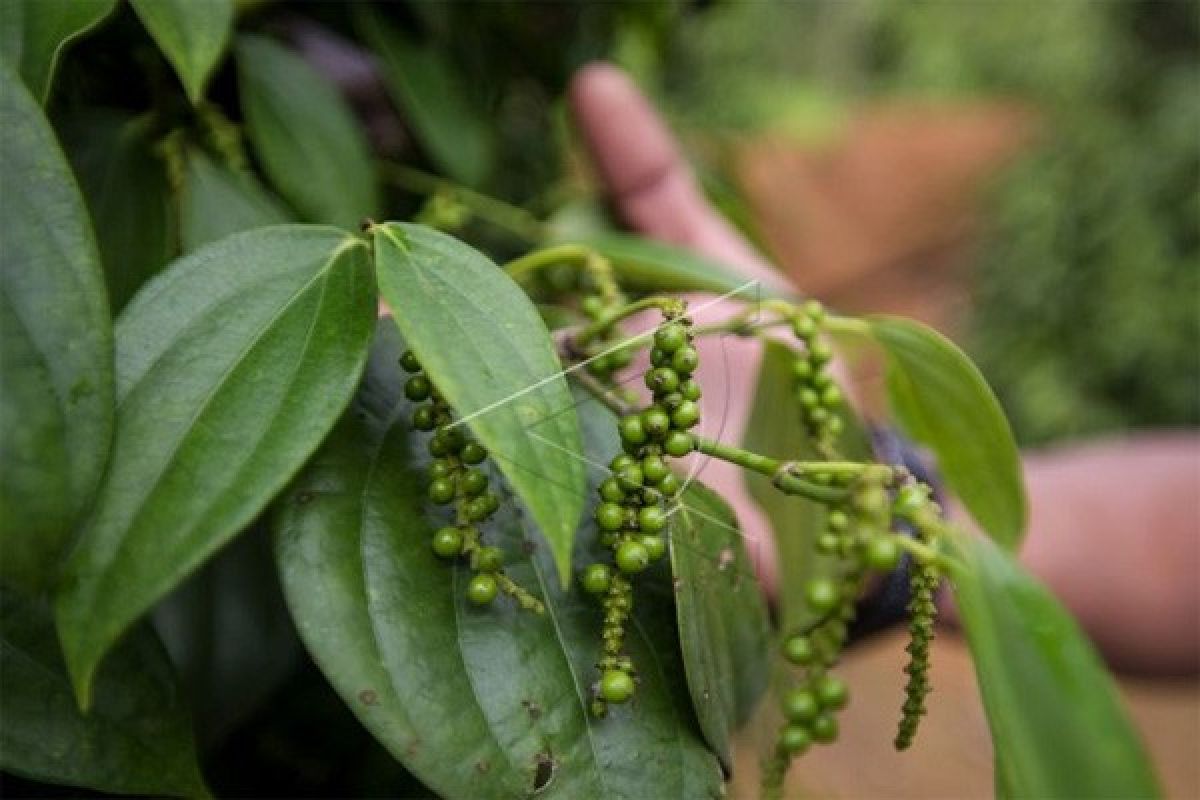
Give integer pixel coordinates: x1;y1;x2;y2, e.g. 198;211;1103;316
274;323;722;799
576;233;792;299
0;590;205;797
869;316;1027;548
59;108;175;311
236;34;378;229
56;225;376;707
669;481;771;770
372;222;585;586
354;4;495;186
180;148;291;252
0;0;116;102
949;533;1160;798
0;66;113;590
129;0;232;104
741;340;872;632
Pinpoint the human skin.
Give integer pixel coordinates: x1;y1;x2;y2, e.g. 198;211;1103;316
569;62;1199;676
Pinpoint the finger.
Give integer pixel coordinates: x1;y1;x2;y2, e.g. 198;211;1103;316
569;63;787;290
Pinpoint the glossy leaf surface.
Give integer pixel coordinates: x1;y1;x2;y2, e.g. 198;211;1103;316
870;317;1026;548
0;67;113;589
373;222;585;585
275;325;722;799
0;590;205;797
950;534;1159;799
129;0;232;104
56;226;375;706
669;481;771;770
236;34;377;229
180;148;291;252
1;0;116;101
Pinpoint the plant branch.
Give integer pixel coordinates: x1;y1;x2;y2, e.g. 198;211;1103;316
692;437;852;504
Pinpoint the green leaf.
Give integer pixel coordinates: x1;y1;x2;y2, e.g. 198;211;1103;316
129;0;232;104
180;148;291;252
235;34;378;229
869;316;1027;548
0;589;206;797
354;4;495;186
274;323;723;799
0;65;113;590
577;233;791;299
669;481;771;769
1;0;116;102
56;225;375;707
949;533;1160;799
59;108;176;312
372;222;585;586
741;340;872;632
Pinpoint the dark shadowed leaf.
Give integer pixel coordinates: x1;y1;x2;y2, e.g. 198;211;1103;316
0;0;116;102
741;340;872;632
869;317;1026;549
59;108;175;311
355;4;495;186
129;0;232;104
0;66;112;590
274;324;723;799
0;590;206;797
668;481;771;770
949;534;1159;799
56;225;375;707
180;148;291;252
236;34;378;229
373;222;585;585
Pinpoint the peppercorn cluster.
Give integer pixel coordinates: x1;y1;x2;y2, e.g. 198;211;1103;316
788;300;843;454
893;483;941;750
582;317;700;715
401;349;544;614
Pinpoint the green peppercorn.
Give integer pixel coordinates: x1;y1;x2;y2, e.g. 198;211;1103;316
650;347;669;367
808;406;829;425
680;378;702;401
657;473;682;496
816;532;840;555
663;431;694;457
827;510;849;531
637;506;666;534
475;546;504;572
815;675;849;710
893;484;928;516
610;454;636;472
595;502;624;531
797;387;819;408
826;416;844;436
610;347;633;370
804;578;839;614
428;477;456;505
671;345;699;375
615;463;644;491
400;350;422;373
803;299;825;321
810;713;838;743
641;407;671;438
466;495;494;522
618;414;648;446
427;435;449;458
792;359;813;380
783;635;814;665
599;477;625;503
641;455;669;485
782;688;819;723
411;406;436;431
640;534;666;561
460;441;487;465
615;540;650;574
855;485;888;516
670;400;700;429
780;724;812;756
466;573;498;606
404;375;432;402
599;669;635;703
821;385;842;408
654;323;687;353
792;315;817;339
645;367;680;394
809;341;832;365
580;563;612;595
429;459;454;479
431;526;464;558
864;535;901;572
580;295;605;318
587;354;612;377
461;468;488;496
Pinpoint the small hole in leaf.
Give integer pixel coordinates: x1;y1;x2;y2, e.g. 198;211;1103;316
532;752;556;793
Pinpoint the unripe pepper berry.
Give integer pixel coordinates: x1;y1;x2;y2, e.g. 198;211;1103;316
654;323;687;353
638;506;667;533
460;441;487;465
431;526;464;559
641;454;669;485
618;414;648;445
599;669;635;703
411;406;436;431
804;578;839;614
475;546;504;572
614;463;644;491
639;534;666;562
864;535;901;572
782;688;819;723
595;502;625;531
599;477;625;503
657;473;682;496
815;675;849;710
663;431;694;458
460;468;488;497
782;635;815;665
428;477;456;505
645;367;680;394
679;378;702;401
404;375;432;402
641;408;671;438
671;345;699;375
466;573;498;606
580;563;612;594
780;725;812;755
400;350;422;373
810;713;839;743
670;400;700;429
615;540;651;574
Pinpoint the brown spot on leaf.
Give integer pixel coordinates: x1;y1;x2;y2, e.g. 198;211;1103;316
522;699;542;720
296;490;314;505
476;760;491;774
358;689;378;706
